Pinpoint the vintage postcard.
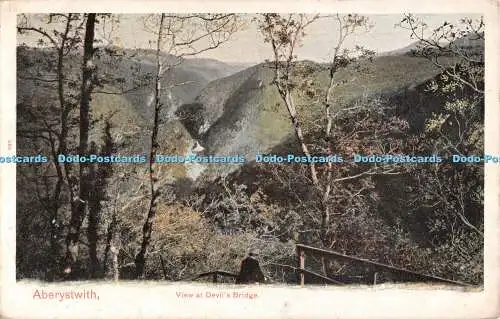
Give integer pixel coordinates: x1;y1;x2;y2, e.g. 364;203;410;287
0;0;499;318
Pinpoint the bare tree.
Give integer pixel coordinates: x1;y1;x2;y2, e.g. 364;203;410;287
63;13;98;278
258;14;397;249
316;14;376;245
17;13;86;280
259;14;320;185
398;14;484;94
134;13;240;279
398;14;484;236
394;15;484;283
18;14;105;278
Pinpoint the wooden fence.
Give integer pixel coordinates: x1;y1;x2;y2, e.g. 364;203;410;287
190;270;238;283
296;244;473;287
187;244;473;287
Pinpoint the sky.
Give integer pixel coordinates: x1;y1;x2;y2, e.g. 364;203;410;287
18;14;482;64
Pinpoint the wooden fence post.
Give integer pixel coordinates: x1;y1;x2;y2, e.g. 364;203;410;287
297;246;305;286
159;255;167;280
300;249;305;286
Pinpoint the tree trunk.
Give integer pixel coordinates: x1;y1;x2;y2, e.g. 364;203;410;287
135;13;165;279
87;143;100;278
282;91;319;186
320;74;336;248
48;13;77;278
64;13;96;278
103;205;119;281
112;244;119;281
47;131;64;281
103;188;118;278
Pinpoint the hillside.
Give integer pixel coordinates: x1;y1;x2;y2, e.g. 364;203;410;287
16;45;460;185
178;54;455;182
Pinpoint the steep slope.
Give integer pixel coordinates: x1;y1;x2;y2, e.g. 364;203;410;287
178;55;453;182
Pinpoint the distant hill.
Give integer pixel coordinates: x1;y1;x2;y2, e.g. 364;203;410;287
93;47;250;122
16;45;248;156
380;32;484;57
17;46;248;122
379;41;423;56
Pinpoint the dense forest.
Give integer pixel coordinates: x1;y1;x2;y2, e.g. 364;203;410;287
16;13;484;285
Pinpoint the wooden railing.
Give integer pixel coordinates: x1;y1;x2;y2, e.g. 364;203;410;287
186;244;473;287
296;244;473;287
190;270;238;283
264;262;344;285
